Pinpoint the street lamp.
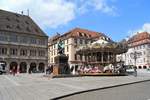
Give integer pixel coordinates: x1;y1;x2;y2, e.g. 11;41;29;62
130;51;142;67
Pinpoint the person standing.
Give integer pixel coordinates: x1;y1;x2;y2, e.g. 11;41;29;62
133;66;137;77
12;66;16;76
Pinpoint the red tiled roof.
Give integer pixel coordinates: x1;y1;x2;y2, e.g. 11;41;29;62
63;27;107;38
49;27;111;44
128;32;150;44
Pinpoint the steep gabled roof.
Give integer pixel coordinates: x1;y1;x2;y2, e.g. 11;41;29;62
0;9;47;37
49;27;112;44
64;27;104;38
128;32;150;43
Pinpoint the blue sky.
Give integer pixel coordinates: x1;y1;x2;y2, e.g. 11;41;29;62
0;0;150;41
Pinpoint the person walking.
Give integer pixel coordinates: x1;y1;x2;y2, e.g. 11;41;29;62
133;66;137;77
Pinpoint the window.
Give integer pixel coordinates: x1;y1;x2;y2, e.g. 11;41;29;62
67;54;69;58
74;38;77;44
51;58;53;63
75;54;77;60
51;51;53;56
6;25;11;29
39;50;45;57
85;40;88;44
54;44;56;49
54;50;55;55
10;48;17;55
20;49;27;56
20;36;28;44
16;25;21;30
80;54;82;61
143;51;146;55
143;66;147;69
80;39;82;44
144;58;145;62
84;33;87;37
38;39;45;45
26;27;31;32
0;48;7;55
25;21;29;25
79;32;82;37
9;35;18;42
143;44;145;48
67;46;69;52
66;39;69;44
30;50;36;56
148;44;150;48
0;33;8;42
30;37;36;44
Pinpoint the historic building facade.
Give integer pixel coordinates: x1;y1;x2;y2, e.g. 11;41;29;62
48;28;112;68
117;32;150;69
0;9;48;73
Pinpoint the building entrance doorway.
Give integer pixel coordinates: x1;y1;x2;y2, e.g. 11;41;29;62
29;63;36;73
38;63;45;72
10;62;18;72
20;62;27;73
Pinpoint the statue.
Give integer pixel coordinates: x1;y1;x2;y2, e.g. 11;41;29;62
57;39;64;55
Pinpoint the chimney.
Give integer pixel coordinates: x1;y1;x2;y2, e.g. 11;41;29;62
27;9;29;16
21;11;23;15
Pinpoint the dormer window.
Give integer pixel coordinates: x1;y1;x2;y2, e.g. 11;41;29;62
16;19;20;23
6;25;11;29
16;25;21;30
26;27;31;32
6;17;10;21
35;28;39;33
15;14;20;17
79;32;82;37
84;33;87;37
25;21;29;25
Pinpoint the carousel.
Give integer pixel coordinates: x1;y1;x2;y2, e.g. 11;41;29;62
76;38;128;75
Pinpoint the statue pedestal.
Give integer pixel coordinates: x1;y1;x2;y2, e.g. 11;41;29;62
53;66;59;75
53;54;70;75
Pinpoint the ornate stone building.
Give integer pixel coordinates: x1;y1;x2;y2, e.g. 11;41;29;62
48;28;112;67
117;32;150;69
0;9;48;73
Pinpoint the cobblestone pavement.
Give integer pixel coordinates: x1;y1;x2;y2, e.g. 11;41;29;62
0;70;150;100
60;80;150;100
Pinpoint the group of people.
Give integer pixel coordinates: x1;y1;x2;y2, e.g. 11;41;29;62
70;65;103;74
46;65;53;75
70;63;132;75
78;66;102;74
9;66;18;76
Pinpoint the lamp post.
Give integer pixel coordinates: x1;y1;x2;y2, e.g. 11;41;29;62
130;51;142;67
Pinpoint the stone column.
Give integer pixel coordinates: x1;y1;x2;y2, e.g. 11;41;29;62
6;61;10;73
101;52;104;64
108;52;110;63
36;61;38;72
27;63;30;73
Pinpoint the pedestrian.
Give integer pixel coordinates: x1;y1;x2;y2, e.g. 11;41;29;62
12;66;16;76
133;66;137;77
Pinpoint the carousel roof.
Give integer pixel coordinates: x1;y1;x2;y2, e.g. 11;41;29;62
91;39;109;45
76;38;128;54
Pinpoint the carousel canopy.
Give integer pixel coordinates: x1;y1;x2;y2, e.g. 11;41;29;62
76;38;128;54
92;39;109;45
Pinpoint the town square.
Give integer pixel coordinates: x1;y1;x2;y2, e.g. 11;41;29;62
0;0;150;100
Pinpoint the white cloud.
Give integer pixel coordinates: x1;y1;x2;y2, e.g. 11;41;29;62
77;0;117;16
128;23;150;37
0;0;76;29
0;0;117;29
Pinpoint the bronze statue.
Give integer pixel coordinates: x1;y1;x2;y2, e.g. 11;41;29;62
57;39;64;55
